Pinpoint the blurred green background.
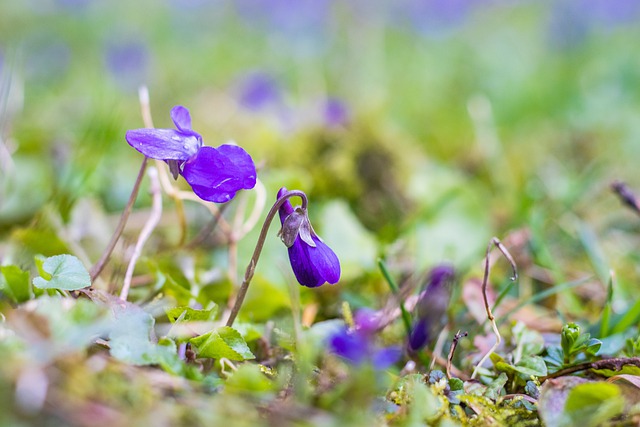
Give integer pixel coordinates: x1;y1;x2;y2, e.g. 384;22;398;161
1;0;640;321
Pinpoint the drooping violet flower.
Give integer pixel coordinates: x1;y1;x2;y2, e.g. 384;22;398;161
277;187;340;288
329;308;402;369
126;106;256;203
408;264;455;351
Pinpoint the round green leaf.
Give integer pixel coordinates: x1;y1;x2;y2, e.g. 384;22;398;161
32;255;91;291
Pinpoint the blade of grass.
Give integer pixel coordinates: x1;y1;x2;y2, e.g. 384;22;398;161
600;271;614;338
576;220;609;285
492;277;518;312
611;295;640;335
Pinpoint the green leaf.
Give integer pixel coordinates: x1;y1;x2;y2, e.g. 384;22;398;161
0;265;32;303
592;365;640;377
240;276;290;322
32;255;91;291
585;338;602;356
484;373;508;400
449;377;464;391
190;326;255;361
565;382;624;427
513;355;548;377
166;305;218;323
109;302;158;365
224;364;274;394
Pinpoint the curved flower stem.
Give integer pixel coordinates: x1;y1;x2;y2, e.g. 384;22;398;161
90;157;148;282
90;86;155;283
120;166;162;301
225;189;308;327
472;237;517;379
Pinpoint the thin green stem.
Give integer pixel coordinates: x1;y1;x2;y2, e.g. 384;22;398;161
377;259;412;338
225;190;308;327
90;157;148;282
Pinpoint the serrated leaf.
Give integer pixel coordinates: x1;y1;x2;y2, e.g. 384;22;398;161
0;265;32;303
32;255;91;291
166;305;218;323
190;326;255;361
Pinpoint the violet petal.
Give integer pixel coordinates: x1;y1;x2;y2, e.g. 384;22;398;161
329;328;368;365
277;187;295;220
408;318;431;351
125;128;201;160
181;145;257;203
171;105;193;133
372;346;402;370
287;235;340;288
354;308;381;335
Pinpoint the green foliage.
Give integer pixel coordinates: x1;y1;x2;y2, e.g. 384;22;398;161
165;304;218;323
32;254;91;291
560;322;602;365
0;265;32;303
564;382;625;427
190;326;255;361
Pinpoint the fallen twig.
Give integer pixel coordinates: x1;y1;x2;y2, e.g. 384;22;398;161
446;330;468;380
540;357;640;383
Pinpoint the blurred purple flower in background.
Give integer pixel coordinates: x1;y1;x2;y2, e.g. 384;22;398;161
126;106;256;203
408;264;455;351
393;0;478;37
277;187;340;288
54;0;91;12
238;72;281;112
322;98;350;128
547;0;640;50
235;0;332;40
587;0;640;26
104;39;150;91
329;309;402;369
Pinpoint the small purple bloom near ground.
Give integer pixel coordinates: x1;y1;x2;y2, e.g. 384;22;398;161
330;308;402;369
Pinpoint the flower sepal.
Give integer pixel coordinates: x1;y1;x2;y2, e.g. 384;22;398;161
278;207;316;248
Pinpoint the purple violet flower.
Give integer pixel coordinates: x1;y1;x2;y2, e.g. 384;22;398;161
408;264;455;351
277;187;340;288
329;308;402;369
126;106;256;203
